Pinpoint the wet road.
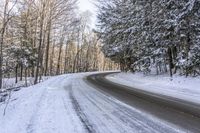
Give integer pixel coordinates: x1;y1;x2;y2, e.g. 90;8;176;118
86;72;200;132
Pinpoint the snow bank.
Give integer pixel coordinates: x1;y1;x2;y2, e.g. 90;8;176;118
2;76;50;89
107;72;200;104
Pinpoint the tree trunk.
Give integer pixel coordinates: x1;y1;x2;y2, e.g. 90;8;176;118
20;64;23;81
73;51;79;73
34;3;45;84
168;47;173;77
85;45;90;72
31;67;34;77
0;1;8;89
39;25;47;81
44;21;51;76
0;32;4;89
25;68;27;87
64;42;68;73
15;64;18;84
50;40;55;76
56;42;63;75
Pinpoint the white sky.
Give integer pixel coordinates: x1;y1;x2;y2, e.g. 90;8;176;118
78;0;97;28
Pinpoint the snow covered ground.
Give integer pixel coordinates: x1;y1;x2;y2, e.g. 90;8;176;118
0;72;187;133
107;72;200;104
2;76;50;90
0;76;50;103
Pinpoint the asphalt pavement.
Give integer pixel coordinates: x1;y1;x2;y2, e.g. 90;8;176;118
85;72;200;133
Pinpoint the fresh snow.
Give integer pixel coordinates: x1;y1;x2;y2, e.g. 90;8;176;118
0;72;188;133
107;72;200;104
2;77;50;90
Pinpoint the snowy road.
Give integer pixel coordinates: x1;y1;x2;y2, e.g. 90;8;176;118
87;72;200;132
0;72;199;133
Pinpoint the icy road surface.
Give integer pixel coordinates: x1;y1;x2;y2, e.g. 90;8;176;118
0;72;187;133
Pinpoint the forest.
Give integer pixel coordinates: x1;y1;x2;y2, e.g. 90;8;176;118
1;1;200;132
1;0;200;90
97;0;200;77
0;0;117;89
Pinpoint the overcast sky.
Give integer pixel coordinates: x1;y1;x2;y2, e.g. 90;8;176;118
78;0;97;28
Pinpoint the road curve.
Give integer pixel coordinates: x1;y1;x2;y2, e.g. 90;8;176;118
85;72;200;132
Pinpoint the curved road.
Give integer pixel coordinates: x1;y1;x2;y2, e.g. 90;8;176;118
86;72;200;133
2;72;200;133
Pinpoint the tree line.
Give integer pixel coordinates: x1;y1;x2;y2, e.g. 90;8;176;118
97;0;200;77
0;0;117;89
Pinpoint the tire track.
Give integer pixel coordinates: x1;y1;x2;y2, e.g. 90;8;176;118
74;81;128;133
69;87;96;133
26;87;47;133
76;80;177;133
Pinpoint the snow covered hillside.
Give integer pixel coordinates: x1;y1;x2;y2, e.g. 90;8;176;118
0;72;186;133
107;73;200;104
